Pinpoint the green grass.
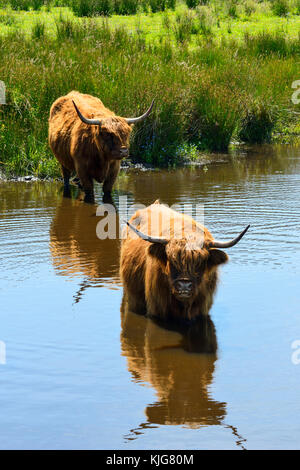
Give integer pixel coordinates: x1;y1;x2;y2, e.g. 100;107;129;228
1;1;300;43
0;1;299;177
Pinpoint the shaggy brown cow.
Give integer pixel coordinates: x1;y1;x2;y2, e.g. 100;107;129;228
120;201;250;322
48;91;153;202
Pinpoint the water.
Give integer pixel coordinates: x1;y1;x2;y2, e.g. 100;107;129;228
0;144;299;450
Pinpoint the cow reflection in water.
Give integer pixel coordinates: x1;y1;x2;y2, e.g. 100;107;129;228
121;296;225;430
50;197;121;301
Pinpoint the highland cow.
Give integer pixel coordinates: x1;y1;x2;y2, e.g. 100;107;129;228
120;201;249;323
48;91;153;202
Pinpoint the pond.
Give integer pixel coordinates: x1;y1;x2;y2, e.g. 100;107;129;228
0;144;299;450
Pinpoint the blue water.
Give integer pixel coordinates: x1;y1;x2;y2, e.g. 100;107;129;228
0;144;299;449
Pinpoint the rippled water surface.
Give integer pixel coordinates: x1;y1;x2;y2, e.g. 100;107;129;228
0;144;299;449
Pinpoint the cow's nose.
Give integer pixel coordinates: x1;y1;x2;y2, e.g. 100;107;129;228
120;147;129;157
175;280;193;292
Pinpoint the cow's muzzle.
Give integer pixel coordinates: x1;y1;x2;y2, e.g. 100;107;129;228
173;279;193;299
120;147;129;158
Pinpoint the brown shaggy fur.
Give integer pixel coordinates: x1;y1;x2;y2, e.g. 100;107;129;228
120;300;226;427
48;91;132;202
120;201;228;322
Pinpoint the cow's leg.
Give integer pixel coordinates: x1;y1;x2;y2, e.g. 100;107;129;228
102;160;121;202
82;179;95;204
61;165;71;198
75;165;95;203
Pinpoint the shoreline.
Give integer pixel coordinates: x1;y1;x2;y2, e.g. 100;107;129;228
1;141;299;183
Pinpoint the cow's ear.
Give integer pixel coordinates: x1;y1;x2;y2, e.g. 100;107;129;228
148;243;167;265
208;249;228;267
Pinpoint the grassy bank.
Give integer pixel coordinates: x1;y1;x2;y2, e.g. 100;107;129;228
0;2;299;177
1;1;300;42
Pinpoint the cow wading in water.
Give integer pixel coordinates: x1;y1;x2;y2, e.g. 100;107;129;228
49;91;154;203
120;201;250;323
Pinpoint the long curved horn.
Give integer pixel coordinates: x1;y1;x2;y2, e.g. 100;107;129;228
125;99;155;125
126;221;168;245
209;225;250;249
72;101;101;126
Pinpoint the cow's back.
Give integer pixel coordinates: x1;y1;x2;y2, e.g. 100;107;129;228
128;202;213;243
48;91;111;171
49;91;109;121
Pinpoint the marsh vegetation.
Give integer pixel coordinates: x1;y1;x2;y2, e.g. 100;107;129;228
0;0;299;176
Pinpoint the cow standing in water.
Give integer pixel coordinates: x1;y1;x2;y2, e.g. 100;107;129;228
120;201;249;323
48;91;153;202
